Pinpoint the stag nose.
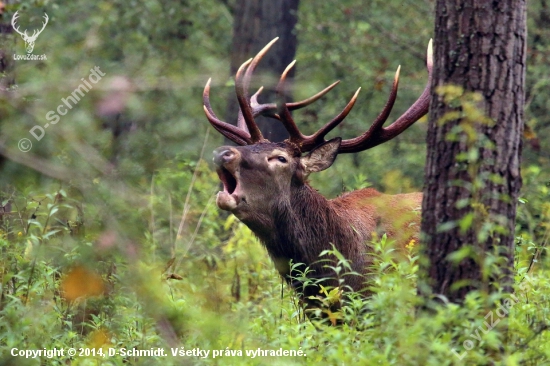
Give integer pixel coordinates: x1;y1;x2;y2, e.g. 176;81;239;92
213;147;238;166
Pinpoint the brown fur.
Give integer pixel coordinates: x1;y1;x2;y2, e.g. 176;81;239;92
335;188;422;251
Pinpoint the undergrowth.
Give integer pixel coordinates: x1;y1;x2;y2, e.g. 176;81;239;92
0;159;549;366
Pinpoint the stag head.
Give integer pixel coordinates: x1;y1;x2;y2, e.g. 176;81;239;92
12;11;49;53
212;138;341;224
204;38;432;224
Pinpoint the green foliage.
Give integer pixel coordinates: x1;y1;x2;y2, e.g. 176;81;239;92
1;167;549;365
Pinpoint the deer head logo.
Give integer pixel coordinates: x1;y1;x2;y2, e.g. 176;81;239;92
11;11;49;54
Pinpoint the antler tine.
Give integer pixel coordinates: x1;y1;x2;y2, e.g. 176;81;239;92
301;87;362;150
203;78;252;145
286;81;340;110
250;86;264;109
243;38;279;90
236;37;281;132
337;66;400;151
339;39;433;153
276;60;307;143
235;58;265;142
245;80;341;122
207;37;340;146
237;86;268;131
231;38;280;142
275;61;362;151
236;34;342;133
273;59;367;151
243;36;342;120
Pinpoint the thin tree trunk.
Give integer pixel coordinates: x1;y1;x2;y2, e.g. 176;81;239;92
420;0;526;303
226;0;299;142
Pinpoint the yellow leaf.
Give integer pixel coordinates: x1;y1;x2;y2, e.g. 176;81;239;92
61;266;105;302
88;328;111;349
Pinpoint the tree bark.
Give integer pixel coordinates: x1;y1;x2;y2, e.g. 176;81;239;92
420;0;526;303
225;0;299;142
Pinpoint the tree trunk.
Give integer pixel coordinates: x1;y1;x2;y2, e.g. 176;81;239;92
420;0;526;303
225;0;299;142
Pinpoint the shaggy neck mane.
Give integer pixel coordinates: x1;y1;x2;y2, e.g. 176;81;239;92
249;183;369;291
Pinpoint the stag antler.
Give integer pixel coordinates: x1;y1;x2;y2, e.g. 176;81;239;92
203;38;340;145
337;39;433;152
203;38;433;153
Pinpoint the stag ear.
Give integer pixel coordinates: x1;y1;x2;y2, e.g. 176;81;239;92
301;137;342;174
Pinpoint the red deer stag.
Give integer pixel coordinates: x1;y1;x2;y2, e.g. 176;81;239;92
203;38;432;316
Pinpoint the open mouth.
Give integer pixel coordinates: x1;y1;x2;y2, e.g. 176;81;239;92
215;167;242;211
217;167;237;194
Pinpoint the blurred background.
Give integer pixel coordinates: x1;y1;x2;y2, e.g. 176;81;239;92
0;0;548;364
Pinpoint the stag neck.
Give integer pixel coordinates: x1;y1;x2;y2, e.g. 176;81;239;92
249;184;368;288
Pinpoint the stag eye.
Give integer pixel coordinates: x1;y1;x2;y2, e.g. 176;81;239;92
268;154;289;164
